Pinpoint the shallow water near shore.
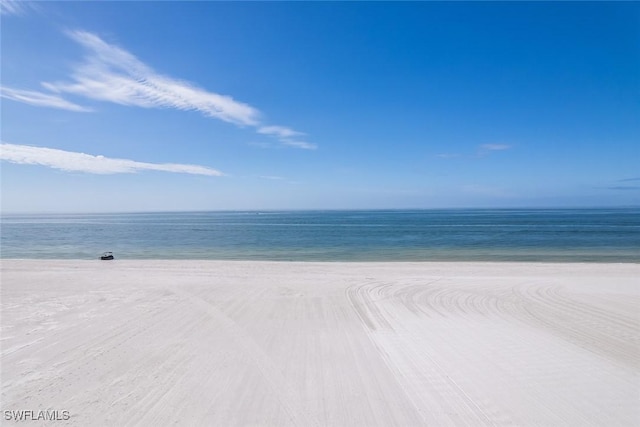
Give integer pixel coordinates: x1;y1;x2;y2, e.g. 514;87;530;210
2;208;639;262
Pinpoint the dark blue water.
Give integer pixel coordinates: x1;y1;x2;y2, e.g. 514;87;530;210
1;209;639;262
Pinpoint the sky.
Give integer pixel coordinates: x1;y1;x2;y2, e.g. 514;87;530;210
1;1;638;213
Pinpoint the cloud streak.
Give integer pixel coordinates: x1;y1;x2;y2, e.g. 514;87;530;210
45;30;260;126
257;125;316;150
1;30;314;149
281;140;318;150
480;144;511;151
1;142;224;176
258;126;303;138
0;87;93;112
477;143;512;157
0;0;33;15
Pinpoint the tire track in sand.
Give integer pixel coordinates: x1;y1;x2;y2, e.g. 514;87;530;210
167;287;320;427
346;278;501;426
346;276;640;426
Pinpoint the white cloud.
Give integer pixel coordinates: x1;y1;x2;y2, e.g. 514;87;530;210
0;87;92;112
1;0;30;15
1;30;314;149
258;126;315;149
436;153;460;159
257;126;316;149
477;143;512;157
42;30;261;126
258;125;304;138
0;142;224;176
281;140;317;150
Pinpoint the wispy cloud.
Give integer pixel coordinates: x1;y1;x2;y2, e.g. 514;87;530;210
257;125;315;149
281;140;317;150
436;153;460;159
2;30;314;149
0;0;33;15
1;142;224;176
480;144;511;151
0;87;93;112
618;177;640;182
477;143;512;157
258;126;303;138
248;138;316;150
259;175;285;180
43;30;260;126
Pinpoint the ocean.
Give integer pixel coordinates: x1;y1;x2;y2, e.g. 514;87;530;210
1;209;639;262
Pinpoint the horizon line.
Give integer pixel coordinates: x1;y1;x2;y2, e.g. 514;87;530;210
2;205;639;216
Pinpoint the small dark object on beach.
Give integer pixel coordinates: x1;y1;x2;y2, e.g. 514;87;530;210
100;252;114;260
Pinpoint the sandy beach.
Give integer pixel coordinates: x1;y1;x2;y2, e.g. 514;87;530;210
1;260;639;426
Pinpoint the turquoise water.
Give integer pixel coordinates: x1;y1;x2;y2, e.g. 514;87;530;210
1;209;639;262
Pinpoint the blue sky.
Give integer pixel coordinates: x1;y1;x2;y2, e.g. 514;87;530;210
1;1;638;212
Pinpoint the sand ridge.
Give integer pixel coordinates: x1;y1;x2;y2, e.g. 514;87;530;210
1;260;639;426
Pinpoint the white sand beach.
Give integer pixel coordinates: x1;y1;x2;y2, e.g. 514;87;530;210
1;260;639;426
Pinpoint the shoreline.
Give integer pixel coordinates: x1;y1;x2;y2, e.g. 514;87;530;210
2;260;639;425
2;257;639;264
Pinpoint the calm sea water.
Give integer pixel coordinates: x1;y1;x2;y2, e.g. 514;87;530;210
1;209;639;262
